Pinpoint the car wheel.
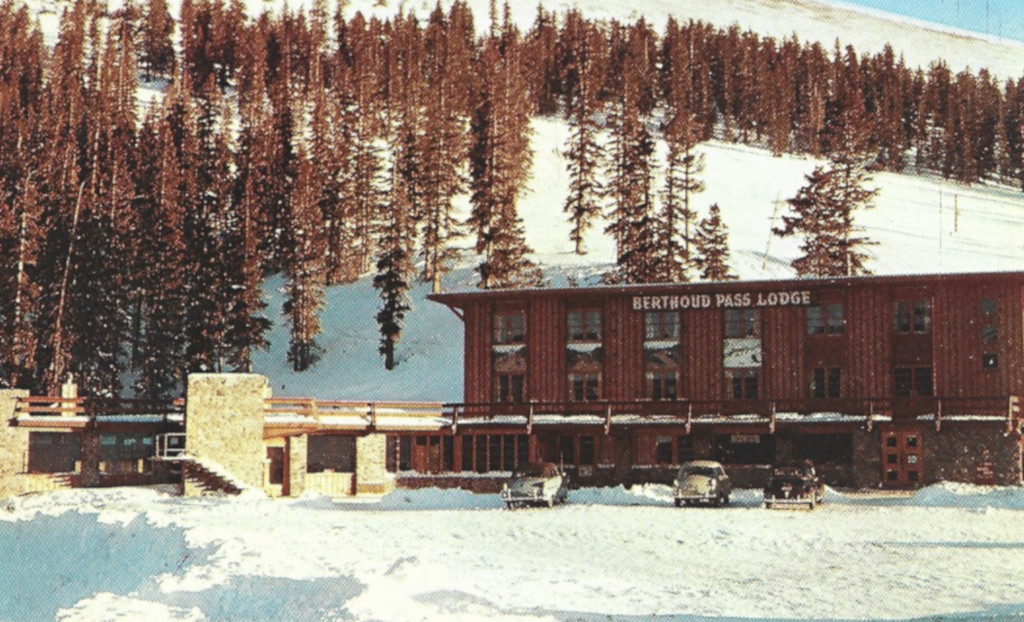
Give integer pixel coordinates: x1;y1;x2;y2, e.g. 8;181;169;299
722;494;730;506
674;498;683;508
765;501;773;509
808;496;816;510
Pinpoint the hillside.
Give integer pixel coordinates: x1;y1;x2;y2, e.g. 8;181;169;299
251;115;1024;401
337;0;1024;77
245;0;1024;401
12;0;1024;399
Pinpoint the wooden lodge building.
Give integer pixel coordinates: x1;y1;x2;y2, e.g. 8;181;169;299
1;271;1023;499
427;271;1024;490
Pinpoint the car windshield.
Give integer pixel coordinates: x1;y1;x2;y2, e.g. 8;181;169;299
514;464;551;478
683;466;717;477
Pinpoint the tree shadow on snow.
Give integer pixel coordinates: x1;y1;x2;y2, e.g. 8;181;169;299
0;512;208;622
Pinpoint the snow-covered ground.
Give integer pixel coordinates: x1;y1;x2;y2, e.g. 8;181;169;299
3;483;1024;621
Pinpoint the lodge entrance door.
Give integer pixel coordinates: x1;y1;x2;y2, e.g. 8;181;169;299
881;426;923;488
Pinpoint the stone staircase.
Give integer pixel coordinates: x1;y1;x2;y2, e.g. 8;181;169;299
180;457;247;496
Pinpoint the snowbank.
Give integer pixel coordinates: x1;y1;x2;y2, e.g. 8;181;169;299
4;483;1024;621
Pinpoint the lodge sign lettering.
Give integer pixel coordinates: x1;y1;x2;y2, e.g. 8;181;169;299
631;290;813;311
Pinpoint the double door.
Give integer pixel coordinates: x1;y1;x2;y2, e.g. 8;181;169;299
882;427;923;488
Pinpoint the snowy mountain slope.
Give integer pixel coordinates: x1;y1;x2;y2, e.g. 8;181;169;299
26;0;1024;77
343;0;1024;78
252;115;1024;400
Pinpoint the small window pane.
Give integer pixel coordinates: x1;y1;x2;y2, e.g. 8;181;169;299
656;436;673;464
894;368;912;396
827;368;842;398
982;353;998;369
826;304;845;334
579;435;595;464
807;307;824;335
982;325;997;343
811;368;825;398
981;298;997;315
914;367;933;396
913;300;932;333
894;302;911;333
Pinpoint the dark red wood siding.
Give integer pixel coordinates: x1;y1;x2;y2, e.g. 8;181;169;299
434;273;1024;410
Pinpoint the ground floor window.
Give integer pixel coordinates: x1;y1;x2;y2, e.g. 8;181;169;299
461;434;528;473
413;435;454;473
267;447;284;485
635;433;694;465
27;432;81;473
100;434;155;462
386;436;412;472
656;436;673;464
579;435;595;464
714;433;775;464
794;433;853;465
307;436;356;473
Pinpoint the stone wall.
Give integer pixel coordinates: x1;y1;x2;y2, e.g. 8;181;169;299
0;390;33;497
851;428;882;488
355;434;393;495
284;434;307;497
924;424;1022;486
185;374;268;494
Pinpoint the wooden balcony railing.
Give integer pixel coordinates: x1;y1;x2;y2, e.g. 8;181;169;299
443;395;1020;434
14;396;184;419
264;398;444;427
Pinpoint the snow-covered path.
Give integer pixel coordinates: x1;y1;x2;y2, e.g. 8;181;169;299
2;485;1024;621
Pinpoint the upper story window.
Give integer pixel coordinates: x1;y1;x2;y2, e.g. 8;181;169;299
568;309;602;342
981;298;998;316
894;300;931;334
807;304;844;335
493;312;525;344
724;309;759;338
645;311;679;341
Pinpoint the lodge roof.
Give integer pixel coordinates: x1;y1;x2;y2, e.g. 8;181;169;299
428;270;1024;308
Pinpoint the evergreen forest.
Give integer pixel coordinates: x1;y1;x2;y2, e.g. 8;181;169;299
1;0;1023;397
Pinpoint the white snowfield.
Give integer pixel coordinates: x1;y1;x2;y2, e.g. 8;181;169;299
2;484;1024;621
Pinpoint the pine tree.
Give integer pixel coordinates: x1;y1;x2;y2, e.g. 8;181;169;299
560;10;607;255
469;7;542;289
604;20;659;284
693;204;736;281
133;106;189;398
659;109;704;282
0;1;44;388
140;0;175;80
372;13;423;370
773;156;878;277
418;2;472;293
283;143;326;372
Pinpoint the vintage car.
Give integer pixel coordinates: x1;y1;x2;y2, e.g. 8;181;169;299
763;460;825;509
501;461;569;509
673;460;732;507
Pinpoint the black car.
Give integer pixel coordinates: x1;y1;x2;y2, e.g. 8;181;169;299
763;460;825;509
